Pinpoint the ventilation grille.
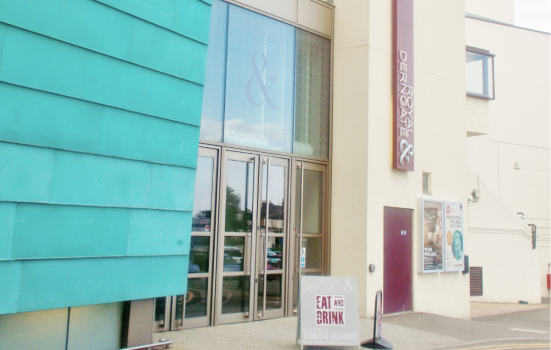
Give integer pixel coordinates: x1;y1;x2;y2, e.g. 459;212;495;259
470;267;483;296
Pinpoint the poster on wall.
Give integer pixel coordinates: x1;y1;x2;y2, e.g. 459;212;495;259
418;199;444;273
444;202;465;272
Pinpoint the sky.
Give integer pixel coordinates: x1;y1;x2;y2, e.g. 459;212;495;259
514;0;551;32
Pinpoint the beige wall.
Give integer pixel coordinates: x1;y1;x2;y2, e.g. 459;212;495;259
465;0;514;24
468;174;541;303
466;17;550;299
332;0;471;319
466;96;489;136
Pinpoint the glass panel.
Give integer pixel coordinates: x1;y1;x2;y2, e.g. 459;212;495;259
466;51;494;99
255;274;285;313
295;166;302;229
223;5;296;152
189;236;210;274
175;294;184;321
200;0;228;142
261;164;286;234
303;170;323;234
257;274;264;314
266;274;283;310
192;157;214;232
67;303;123;350
224;236;245;272
154;297;166;322
0;308;69;350
225;160;254;233
267;237;284;270
221;276;250;314
185;278;209;319
294;29;331;159
302;237;322;269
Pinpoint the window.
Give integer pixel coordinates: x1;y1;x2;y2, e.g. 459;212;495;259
466;47;495;99
200;0;331;158
422;172;431;195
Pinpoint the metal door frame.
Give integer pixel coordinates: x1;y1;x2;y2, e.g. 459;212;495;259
213;148;291;325
287;160;328;317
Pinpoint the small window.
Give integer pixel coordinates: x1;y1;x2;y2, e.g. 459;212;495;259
422;172;431;195
466;47;495;99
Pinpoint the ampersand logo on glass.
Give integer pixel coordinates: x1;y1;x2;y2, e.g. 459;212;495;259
246;51;280;110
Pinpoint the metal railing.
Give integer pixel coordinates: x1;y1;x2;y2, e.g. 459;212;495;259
121;339;172;350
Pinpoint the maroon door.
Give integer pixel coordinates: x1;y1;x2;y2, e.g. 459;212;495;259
383;207;413;314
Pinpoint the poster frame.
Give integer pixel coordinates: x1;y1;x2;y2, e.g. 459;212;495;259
443;201;465;272
418;198;445;273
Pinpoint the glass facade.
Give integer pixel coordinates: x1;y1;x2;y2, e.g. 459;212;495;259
294;30;331;158
201;0;331;158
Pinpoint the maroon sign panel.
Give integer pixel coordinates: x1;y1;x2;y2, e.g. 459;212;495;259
393;0;414;171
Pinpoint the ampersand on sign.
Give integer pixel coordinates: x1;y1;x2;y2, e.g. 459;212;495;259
399;139;414;165
246;51;280;110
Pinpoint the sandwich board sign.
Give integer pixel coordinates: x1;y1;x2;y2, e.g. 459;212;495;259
298;276;360;348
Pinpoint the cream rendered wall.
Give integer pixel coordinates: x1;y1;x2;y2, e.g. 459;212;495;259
466;96;489;136
332;0;470;319
466;17;550;299
331;0;370;316
468;174;541;303
465;0;514;24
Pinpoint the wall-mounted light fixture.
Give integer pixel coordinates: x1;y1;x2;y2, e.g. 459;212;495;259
471;189;480;202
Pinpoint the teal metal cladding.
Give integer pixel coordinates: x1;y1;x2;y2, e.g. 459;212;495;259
0;0;211;314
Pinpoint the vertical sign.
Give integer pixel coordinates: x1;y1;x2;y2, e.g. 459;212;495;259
299;277;360;347
444;202;465;271
418;199;444;273
393;0;415;171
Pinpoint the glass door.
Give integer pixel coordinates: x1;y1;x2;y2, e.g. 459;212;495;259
290;161;327;316
179;147;218;329
215;151;289;325
254;157;288;320
153;147;219;331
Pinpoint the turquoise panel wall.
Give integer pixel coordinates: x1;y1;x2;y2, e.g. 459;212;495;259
0;0;210;315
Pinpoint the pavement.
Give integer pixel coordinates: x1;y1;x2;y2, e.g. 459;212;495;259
155;302;550;350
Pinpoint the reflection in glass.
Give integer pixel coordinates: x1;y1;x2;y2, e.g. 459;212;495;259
189;236;210;274
258;274;283;311
200;0;228;142
261;164;285;234
266;237;284;270
224;237;245;272
192;157;214;232
466;51;494;99
303;170;323;234
154;297;166;322
302;237;322;269
294;29;331;158
223;5;295;152
225;160;254;233
175;294;184;321
221;276;250;314
185;278;209;319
